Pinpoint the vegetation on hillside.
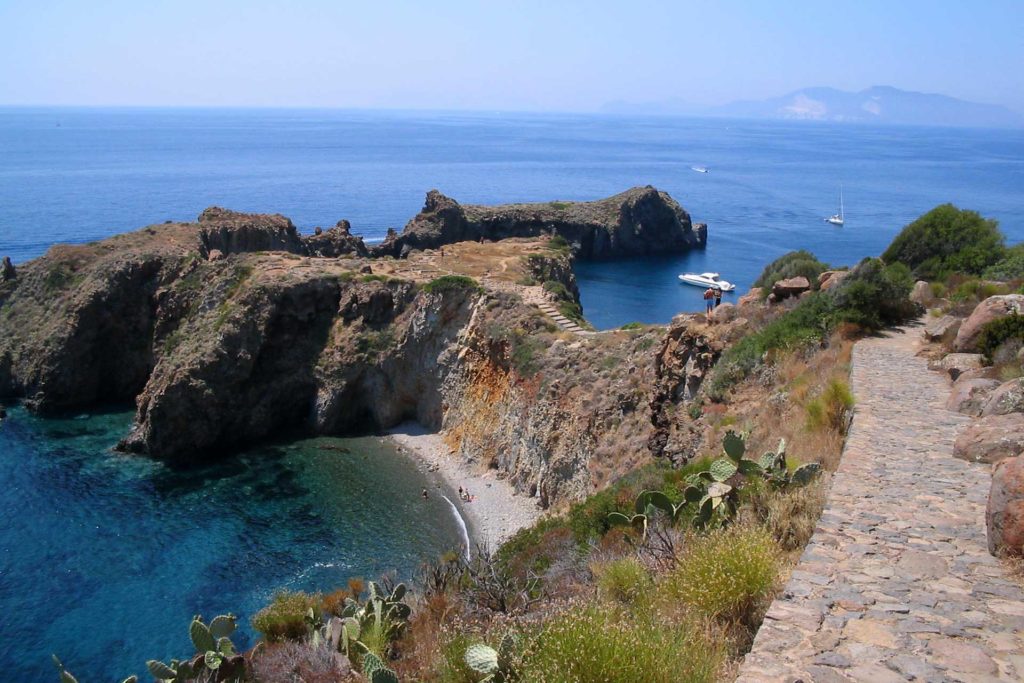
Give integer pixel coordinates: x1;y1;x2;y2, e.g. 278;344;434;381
753;250;831;293
882;203;1005;279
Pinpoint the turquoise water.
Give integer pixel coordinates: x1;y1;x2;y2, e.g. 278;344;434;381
0;406;463;681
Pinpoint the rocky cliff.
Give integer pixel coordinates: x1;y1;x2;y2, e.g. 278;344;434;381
1;196;724;506
372;186;707;260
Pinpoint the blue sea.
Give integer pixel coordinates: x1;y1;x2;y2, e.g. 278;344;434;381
2;108;1024;680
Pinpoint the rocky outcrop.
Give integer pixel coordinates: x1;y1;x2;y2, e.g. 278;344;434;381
818;270;848;291
371;186;706;260
946;377;1001;416
954;294;1024;352
981;378;1024;416
1;256;14;281
304;220;369;258
923;314;961;342
987;453;1024;556
953;413;1024;464
197;207;306;257
770;276;810;302
737;288;762;307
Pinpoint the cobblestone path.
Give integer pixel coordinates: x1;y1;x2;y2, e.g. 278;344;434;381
737;325;1024;682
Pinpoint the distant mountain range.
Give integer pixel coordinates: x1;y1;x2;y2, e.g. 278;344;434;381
602;86;1023;128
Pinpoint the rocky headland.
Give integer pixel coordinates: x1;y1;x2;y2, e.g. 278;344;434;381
0;188;718;512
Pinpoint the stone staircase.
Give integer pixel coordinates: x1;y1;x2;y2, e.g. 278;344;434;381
485;280;589;334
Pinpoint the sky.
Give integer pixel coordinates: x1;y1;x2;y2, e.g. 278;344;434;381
1;0;1022;112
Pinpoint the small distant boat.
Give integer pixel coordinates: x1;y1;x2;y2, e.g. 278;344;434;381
691;166;710;174
678;272;735;291
825;185;844;226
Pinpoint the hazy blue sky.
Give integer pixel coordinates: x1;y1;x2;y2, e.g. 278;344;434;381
1;0;1021;111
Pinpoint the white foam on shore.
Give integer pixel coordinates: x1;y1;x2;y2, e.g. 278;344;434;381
441;494;472;561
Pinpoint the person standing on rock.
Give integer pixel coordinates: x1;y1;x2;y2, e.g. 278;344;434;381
714;287;723;308
703;287;715;317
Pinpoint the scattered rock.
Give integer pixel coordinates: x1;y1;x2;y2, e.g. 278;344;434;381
737;288;762;307
771;276;810;301
923;314;961;342
1;256;15;281
207;249;225;262
928;352;985;380
359;264;373;274
303;219;369;257
953;413;1024;464
954;294;1024;352
987;453;1024;556
980;378;1024;416
945;377;1000;416
910;280;934;307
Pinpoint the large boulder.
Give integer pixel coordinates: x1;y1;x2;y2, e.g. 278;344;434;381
710;302;736;323
928;353;985;380
923;315;961;342
818;270;848;291
953;414;1024;464
771;276;810;301
910;280;934;307
987;454;1024;556
946;377;1001;416
954;294;1024;352
981;378;1024;416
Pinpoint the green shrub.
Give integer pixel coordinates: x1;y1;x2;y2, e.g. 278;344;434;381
662;525;778;626
805;379;854;432
977;314;1024;364
518;606;722;683
437;631;478;683
547;235;570;251
252;591;321;642
548;202;572;211
984;244;1024;281
423;275;482;295
930;281;948;299
882;204;1005;278
619;322;643;330
753;250;830;292
592;557;651;604
830;258;915;328
542;280;570;299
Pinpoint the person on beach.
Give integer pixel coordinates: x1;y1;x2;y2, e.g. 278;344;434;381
714;287;722;308
703;287;715;317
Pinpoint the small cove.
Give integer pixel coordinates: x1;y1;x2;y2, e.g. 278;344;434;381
0;405;464;682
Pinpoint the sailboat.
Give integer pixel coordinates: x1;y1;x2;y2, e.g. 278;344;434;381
825;186;844;226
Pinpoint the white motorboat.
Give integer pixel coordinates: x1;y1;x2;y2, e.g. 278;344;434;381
678;272;735;291
825;185;844;225
691;166;710;173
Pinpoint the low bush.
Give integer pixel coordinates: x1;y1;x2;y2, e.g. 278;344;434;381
592;556;651;604
547;234;570;251
252;591;322;643
662;525;778;627
882;203;1005;279
805;379;854;432
983;244;1024;281
518;605;723;683
745;480;828;552
619;322;643;330
753;250;830;292
977;314;1024;364
542;279;570;299
423;274;482;295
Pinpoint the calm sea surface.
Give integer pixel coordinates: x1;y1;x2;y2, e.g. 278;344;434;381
1;108;1023;678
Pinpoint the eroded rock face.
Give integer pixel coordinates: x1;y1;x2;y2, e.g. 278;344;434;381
954;294;1024;352
953;413;1024;464
371;186;706;260
197;207;305;257
924;315;961;342
981;378;1024;416
946;377;1001;416
987;454;1024;556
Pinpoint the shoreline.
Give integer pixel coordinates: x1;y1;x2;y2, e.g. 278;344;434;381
386;421;542;551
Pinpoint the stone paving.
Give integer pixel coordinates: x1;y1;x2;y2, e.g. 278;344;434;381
737;325;1024;683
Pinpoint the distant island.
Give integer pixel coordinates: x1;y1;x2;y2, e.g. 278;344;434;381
603;85;1024;128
